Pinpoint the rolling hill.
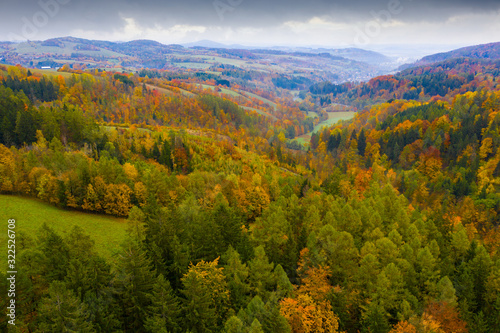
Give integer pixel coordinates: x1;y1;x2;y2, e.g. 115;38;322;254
415;41;500;65
0;36;399;83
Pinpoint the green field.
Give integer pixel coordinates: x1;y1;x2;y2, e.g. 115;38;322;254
201;84;243;98
13;41;127;58
2;64;75;78
147;83;196;97
190;55;249;67
172;62;212;70
303;111;319;118
145;83;175;96
0;195;128;262
296;111;356;144
242;106;278;120
313;111;356;133
31;68;74;78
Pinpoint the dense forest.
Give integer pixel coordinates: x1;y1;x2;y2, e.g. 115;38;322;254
0;59;499;333
309;58;500;108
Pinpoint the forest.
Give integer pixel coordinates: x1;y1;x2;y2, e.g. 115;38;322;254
0;57;499;333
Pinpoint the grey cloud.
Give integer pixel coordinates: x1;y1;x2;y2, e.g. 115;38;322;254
1;0;499;41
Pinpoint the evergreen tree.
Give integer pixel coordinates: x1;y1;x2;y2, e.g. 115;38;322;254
35;281;94;332
114;240;156;332
144;274;181;333
358;128;367;156
248;246;275;301
181;258;230;333
248;318;265;333
362;301;390;333
273;264;293;299
223;246;251;311
37;223;70;283
471;311;489;333
224;316;244;333
64;226;112;301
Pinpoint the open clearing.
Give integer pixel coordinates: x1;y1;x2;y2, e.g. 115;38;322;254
0;195;128;262
296;111;356;144
313;111;356;133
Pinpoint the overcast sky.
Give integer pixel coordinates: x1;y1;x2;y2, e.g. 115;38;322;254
1;0;499;50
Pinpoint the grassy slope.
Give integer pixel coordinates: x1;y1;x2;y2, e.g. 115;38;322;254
240;91;278;110
2;64;75;78
296;111;356;144
0;195;128;262
13;41;127;58
314;111;356;132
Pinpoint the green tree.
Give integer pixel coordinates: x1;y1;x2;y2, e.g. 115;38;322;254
144;274;181;333
249;318;265;333
64;226;112;301
248;246;275;301
223;246;251;310
274;264;293;299
238;296;290;333
358;128;367;156
436;276;458;306
362;301;390;333
251;205;291;266
37;224;70;283
35;281;94;332
225;315;244;333
181;258;230;333
114;240;156;332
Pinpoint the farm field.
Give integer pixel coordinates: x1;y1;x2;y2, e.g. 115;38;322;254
2;64;75;78
201;84;243;98
13;41;127;59
172;62;212;69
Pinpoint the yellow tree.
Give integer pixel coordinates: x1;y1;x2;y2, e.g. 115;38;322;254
182;258;230;332
0;144;16;192
280;265;340;333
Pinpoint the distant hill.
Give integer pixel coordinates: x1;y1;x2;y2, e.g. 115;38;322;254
322;48;393;65
0;36;399;81
265;46;392;65
309;57;500;108
183;40;248;49
416;41;500;65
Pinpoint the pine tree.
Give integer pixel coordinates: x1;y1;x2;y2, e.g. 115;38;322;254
223;246;251;311
358;128;367;156
248;246;275;301
224;316;244;333
273;264;293;299
159;138;173;169
471;311;489;333
37;223;70;283
248;318;265;333
64;226;112;301
238;295;291;333
144;274;181;333
181;258;230;333
114;240;156;332
35;281;94;332
363;301;390;333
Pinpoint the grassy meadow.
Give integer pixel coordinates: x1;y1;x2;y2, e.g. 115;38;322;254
0;195;128;262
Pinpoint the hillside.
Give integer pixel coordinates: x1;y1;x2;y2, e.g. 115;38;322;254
306;57;500;108
416;41;500;65
0;195;127;260
0;36;398;83
1;50;500;333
